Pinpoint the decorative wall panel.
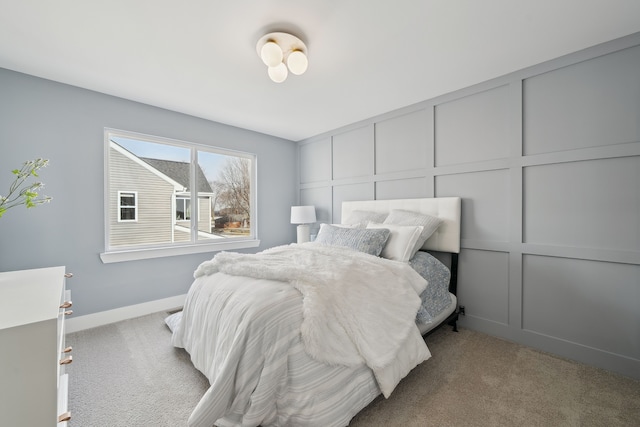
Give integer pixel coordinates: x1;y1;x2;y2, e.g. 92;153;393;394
458;249;510;325
524;156;640;251
375;177;428;200
523;254;640;358
300;138;331;184
435;169;510;243
332;183;374;223
435;85;511;166
523;45;640;155
375;109;429;174
332;126;373;180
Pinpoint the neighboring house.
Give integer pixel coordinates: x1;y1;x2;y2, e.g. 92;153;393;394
108;141;214;248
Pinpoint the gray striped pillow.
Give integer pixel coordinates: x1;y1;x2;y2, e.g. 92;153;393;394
315;224;390;256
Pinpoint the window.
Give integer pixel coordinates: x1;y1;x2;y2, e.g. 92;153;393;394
118;191;137;221
176;197;191;220
101;128;259;263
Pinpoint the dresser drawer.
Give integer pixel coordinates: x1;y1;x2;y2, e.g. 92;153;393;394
58;278;73;424
0;266;69;426
58;373;70;426
58;288;72;378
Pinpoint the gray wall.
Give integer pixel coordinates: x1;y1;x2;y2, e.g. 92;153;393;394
297;33;640;379
0;68;298;316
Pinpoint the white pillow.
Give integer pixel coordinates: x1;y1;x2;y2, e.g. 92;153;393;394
383;209;442;254
343;210;388;228
366;222;424;262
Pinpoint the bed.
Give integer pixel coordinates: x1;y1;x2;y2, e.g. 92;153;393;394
340;197;461;336
169;197;461;427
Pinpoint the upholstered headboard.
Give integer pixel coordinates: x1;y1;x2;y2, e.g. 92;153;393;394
341;197;462;254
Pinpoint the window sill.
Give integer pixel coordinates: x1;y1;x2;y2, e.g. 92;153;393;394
100;239;261;264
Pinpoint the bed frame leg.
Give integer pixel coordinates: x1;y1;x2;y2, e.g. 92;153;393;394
449;316;459;332
449;305;465;333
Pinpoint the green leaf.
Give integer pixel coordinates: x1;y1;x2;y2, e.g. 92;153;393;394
2;158;51;219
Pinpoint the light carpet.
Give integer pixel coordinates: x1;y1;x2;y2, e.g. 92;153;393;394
67;312;640;426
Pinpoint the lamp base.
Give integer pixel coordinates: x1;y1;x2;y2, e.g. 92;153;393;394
296;224;310;244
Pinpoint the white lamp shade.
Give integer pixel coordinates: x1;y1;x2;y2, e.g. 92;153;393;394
268;62;288;83
291;206;316;224
260;41;283;67
287;50;308;75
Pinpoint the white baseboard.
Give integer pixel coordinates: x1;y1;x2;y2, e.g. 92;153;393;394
66;294;187;333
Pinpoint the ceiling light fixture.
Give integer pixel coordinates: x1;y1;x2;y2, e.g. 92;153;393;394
256;32;308;83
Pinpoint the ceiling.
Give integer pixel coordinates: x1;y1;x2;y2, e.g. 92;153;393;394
1;1;639;142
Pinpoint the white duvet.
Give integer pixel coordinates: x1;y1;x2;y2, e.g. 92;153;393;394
172;243;431;427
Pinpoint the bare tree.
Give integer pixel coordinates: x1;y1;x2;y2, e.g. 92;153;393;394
213;157;250;221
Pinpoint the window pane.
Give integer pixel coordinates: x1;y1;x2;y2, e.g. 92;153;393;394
176;197;191;220
120;207;136;220
198;151;251;240
120;194;135;206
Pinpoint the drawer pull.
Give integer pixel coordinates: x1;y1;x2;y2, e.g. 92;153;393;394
59;355;73;365
58;411;71;422
60;301;72;309
64;310;73;316
63;346;73;353
64;273;73;278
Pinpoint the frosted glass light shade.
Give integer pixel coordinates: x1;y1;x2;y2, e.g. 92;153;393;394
257;32;308;83
291;206;316;224
287;50;308;75
268;63;288;83
260;41;283;67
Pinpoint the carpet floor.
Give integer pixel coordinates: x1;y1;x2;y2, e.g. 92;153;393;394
67;312;640;426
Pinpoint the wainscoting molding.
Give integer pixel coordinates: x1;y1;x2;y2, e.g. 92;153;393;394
66;294;186;333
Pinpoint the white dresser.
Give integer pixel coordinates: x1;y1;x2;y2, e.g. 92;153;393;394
0;266;73;426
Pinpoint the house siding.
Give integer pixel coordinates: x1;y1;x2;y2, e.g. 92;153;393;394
109;147;176;247
198;198;211;233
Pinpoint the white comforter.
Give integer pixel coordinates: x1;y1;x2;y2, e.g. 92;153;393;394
172;243;431;427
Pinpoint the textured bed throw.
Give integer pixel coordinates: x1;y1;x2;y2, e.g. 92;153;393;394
194;243;429;374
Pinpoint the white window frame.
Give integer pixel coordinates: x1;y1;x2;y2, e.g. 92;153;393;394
117;191;138;222
101;128;259;263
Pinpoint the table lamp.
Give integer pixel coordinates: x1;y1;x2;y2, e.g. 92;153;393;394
291;205;316;243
